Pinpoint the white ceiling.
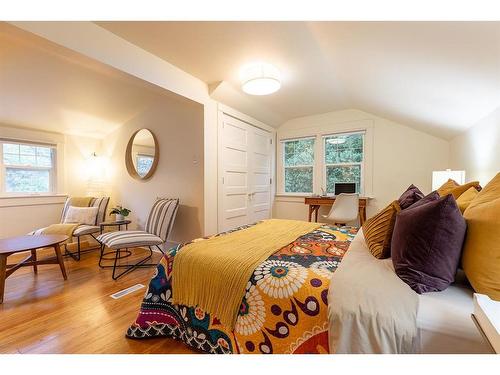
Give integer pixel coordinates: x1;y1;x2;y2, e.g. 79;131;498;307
0;23;185;138
97;21;500;139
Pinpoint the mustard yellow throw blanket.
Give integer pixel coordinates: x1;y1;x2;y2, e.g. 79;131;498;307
42;223;79;242
171;219;322;328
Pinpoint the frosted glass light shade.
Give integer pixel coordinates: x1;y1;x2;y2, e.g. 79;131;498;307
432;169;465;191
241;63;281;95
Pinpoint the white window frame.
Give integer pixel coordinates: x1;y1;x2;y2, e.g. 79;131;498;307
0;139;57;196
281;136;316;195
321;131;365;196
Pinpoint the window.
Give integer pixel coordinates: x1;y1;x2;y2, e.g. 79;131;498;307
282;137;315;193
323;132;364;194
1;140;56;194
136;154;154;178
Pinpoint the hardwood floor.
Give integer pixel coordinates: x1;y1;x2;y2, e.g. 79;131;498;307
0;246;196;354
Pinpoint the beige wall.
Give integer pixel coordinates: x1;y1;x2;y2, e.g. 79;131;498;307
273;109;450;222
449;106;500;186
102;95;204;244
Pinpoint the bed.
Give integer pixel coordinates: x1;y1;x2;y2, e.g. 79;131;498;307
126;222;358;354
127;221;489;354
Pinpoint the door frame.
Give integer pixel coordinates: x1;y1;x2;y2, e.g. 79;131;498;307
217;104;276;233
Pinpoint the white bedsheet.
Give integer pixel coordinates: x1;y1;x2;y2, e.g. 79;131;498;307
328;230;491;354
328;229;419;353
417;278;490;353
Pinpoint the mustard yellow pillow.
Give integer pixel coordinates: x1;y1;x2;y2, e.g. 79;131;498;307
436;179;459;196
362;201;401;259
462;173;500;301
449;181;481;199
456;187;479;213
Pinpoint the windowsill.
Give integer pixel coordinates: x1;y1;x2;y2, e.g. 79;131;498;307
0;194;67;208
275;193;313;198
0;193;67;200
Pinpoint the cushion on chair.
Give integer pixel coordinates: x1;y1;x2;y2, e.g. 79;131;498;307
96;230;163;249
73;225;100;236
63;206;99;226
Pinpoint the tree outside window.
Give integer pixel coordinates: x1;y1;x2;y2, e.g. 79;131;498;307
282;138;315;193
324;133;363;194
1;142;55;194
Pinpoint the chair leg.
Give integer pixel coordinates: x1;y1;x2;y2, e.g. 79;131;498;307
98;243;105;268
77;236;81;260
110;246;155;281
65;236;80;261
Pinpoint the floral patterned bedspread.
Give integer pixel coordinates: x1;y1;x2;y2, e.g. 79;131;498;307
126;223;358;354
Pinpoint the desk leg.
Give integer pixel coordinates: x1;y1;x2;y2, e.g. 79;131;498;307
308;205;313;222
359;206;366;226
54;243;68;280
314;205;319;222
0;254;7;304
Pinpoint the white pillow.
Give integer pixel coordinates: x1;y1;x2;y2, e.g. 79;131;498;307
63;206;99;226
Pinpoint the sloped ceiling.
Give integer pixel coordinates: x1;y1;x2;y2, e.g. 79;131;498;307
0;23;187;138
96;21;500;139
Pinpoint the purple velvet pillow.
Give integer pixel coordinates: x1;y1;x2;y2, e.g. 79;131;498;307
398;184;425;209
391;194;466;294
407;190;439;209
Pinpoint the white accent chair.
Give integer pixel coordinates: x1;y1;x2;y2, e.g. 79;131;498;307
322;193;359;226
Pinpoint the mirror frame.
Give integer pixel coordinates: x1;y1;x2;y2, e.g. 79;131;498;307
125;128;159;181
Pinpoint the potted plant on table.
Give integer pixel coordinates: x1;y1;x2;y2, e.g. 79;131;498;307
109;206;131;222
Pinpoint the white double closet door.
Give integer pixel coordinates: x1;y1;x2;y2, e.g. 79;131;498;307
218;113;273;232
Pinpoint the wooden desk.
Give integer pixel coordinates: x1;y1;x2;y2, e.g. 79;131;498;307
0;234;68;303
304;196;369;225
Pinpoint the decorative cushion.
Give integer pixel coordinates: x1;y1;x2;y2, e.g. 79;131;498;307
73;225;100;236
391;194;466;294
97;230;163;249
362;200;401;259
448;181;481;199
436;179;459;196
63;206;99;226
398;184;424;209
407;190;440;209
456;187;479;213
462;173;500;300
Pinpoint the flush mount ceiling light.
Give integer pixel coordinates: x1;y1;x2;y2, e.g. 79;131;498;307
327;138;346;145
241;62;281;96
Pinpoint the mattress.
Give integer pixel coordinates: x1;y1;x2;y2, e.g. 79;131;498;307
416;276;491;354
329;230;491;354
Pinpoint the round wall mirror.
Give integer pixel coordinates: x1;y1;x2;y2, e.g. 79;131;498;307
125;128;159;180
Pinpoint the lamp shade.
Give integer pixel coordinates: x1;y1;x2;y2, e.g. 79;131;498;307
432;169;465;191
241;62;281;96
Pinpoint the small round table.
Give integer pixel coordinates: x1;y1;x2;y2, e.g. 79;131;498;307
99;220;131;234
0;234;68;303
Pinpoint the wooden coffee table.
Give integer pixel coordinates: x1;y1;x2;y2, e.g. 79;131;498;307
0;234;68;303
